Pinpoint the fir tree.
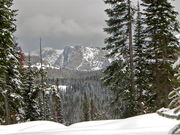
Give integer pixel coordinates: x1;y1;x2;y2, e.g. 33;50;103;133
35;70;48;120
36;79;50;120
90;99;106;120
134;1;155;113
52;79;63;123
44;83;52;121
141;0;180;108
37;40;49;120
90;99;97;120
22;53;40;121
0;0;23;124
157;59;180;134
103;0;137;117
83;93;90;121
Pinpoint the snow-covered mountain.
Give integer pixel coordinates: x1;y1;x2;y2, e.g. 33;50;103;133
29;46;110;71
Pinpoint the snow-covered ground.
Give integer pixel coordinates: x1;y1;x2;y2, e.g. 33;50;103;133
0;113;179;135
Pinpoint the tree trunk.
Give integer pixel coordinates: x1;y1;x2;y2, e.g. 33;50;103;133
128;0;135;93
4;92;10;125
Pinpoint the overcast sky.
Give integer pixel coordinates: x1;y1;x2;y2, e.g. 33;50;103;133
13;0;180;51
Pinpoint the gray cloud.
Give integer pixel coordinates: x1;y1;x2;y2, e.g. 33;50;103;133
14;0;107;51
13;0;180;51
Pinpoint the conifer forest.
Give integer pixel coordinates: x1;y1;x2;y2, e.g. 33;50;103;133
0;0;180;134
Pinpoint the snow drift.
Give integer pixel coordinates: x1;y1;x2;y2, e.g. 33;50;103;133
0;113;179;135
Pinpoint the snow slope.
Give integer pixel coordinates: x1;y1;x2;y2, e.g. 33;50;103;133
0;121;66;134
0;113;179;135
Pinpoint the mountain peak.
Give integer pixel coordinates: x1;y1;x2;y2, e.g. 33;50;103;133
28;46;109;71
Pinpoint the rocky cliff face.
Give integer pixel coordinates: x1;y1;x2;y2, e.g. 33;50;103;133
29;46;110;71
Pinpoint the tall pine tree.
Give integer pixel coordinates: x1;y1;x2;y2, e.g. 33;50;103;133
141;0;180;108
51;79;63;123
0;0;23;124
22;53;40;121
134;1;155;113
103;0;137;118
82;93;90;121
157;59;180;134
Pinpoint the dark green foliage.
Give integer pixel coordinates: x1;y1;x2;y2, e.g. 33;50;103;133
103;60;137;117
141;0;180;108
168;67;180;112
44;84;52;121
83;93;90;121
52;79;63;123
90;99;107;120
21;54;40;121
90;99;97;120
103;0;137;118
134;2;156;113
36;61;49;120
0;0;23;124
157;64;180;120
37;82;50;120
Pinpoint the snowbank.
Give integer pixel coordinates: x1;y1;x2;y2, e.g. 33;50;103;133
0;121;66;134
0;113;179;135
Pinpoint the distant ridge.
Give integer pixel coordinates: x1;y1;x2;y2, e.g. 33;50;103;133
26;46;110;71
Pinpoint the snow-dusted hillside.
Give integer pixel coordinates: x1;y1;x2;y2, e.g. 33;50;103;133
0;113;179;135
29;46;109;71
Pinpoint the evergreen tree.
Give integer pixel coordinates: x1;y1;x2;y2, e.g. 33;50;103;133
103;0;137;117
157;59;180;134
44;83;52;121
52;79;63;123
34;66;49;120
37;40;50;120
169;61;180;114
134;1;155;113
0;0;23;124
22;53;40;121
141;0;180;108
158;67;180;119
90;99;106;120
83;93;90;121
36;78;50;120
90;99;96;120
